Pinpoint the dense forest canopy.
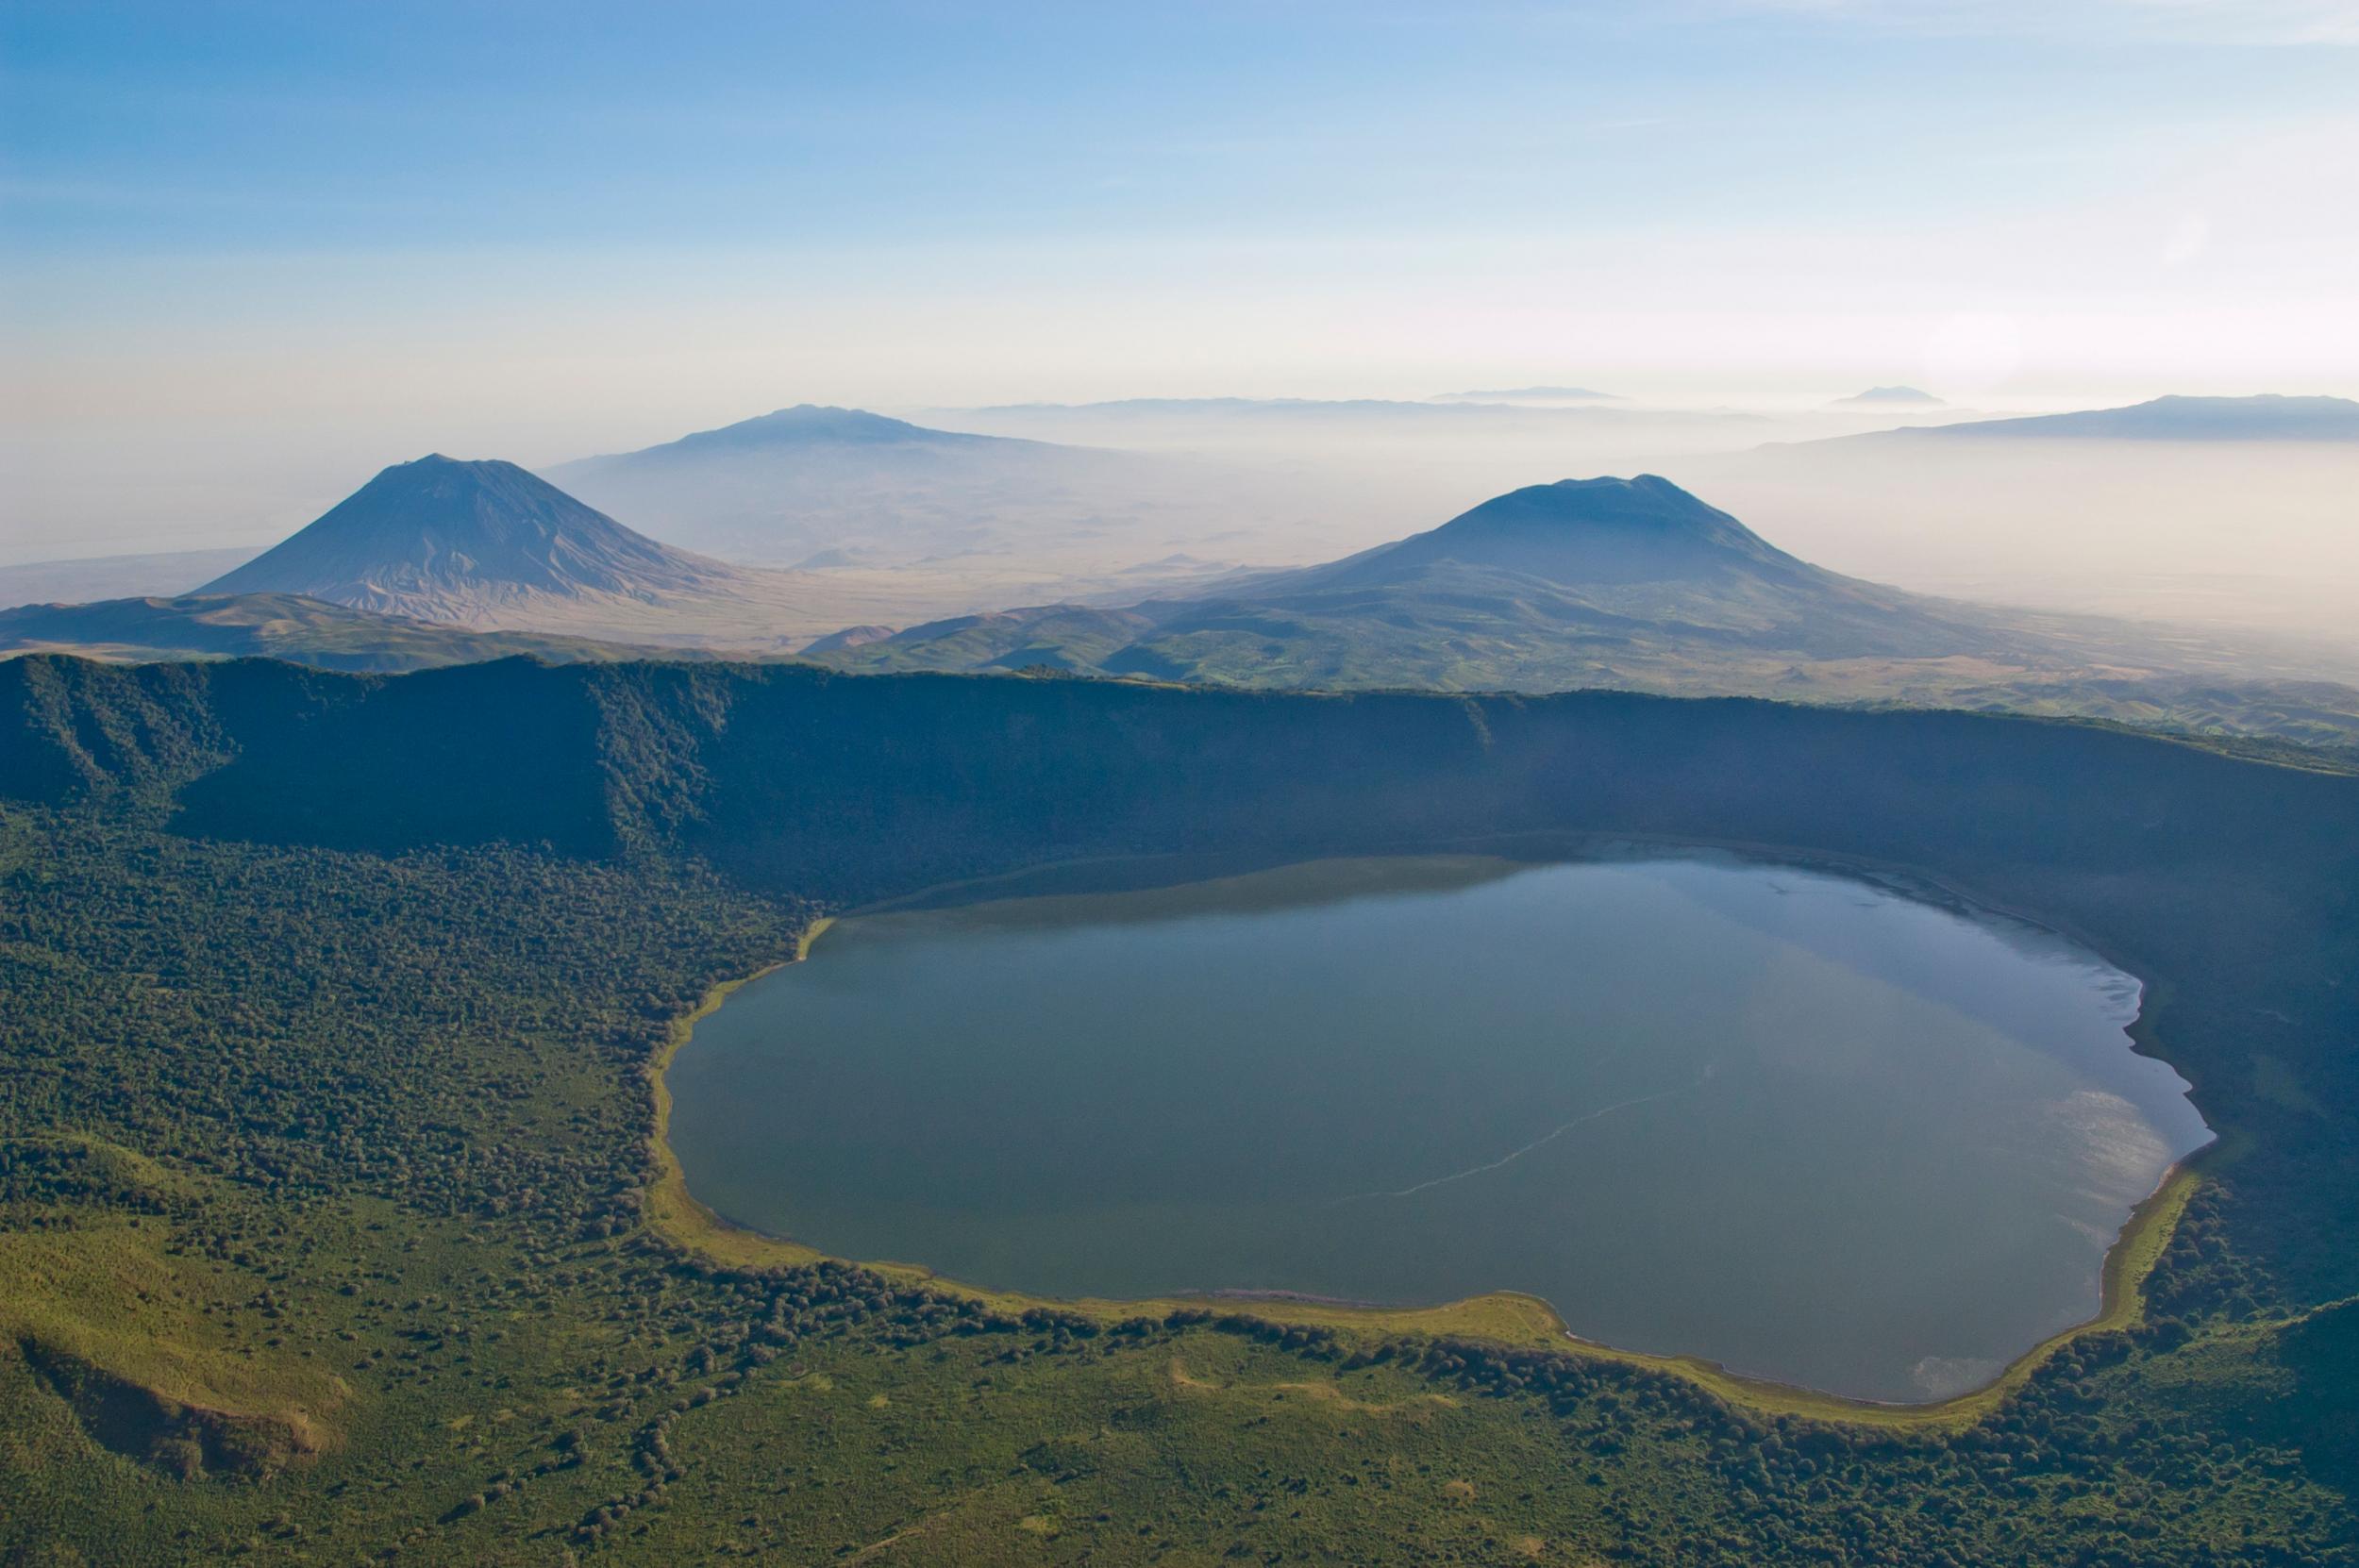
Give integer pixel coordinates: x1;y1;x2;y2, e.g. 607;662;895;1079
3;652;2357;1564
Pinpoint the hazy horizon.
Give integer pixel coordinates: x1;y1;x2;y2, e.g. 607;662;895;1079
7;1;2357;565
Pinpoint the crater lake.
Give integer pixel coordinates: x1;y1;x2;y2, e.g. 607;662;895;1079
666;849;2211;1402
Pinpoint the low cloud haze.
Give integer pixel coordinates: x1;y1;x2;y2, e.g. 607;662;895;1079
2;2;2352;674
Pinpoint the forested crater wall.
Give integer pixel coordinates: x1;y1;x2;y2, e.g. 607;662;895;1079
8;654;2354;896
6;653;2358;1305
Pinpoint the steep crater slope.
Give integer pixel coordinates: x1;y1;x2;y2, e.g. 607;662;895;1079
6;650;2356;1332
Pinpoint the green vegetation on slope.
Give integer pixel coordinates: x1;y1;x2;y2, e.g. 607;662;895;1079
0;592;735;674
2;654;2357;1564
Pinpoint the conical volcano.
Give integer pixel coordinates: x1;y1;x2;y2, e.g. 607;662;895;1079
817;472;2155;687
201;455;748;621
1316;475;1814;590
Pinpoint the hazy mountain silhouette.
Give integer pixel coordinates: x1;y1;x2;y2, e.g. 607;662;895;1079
1886;394;2359;442
1829;386;1944;409
542;405;1214;570
173;449;1277;652
599;405;1007;453
963;395;1678;423
1293;475;1815;590
814;475;2359;749
1431;386;1621;404
843;476;1966;667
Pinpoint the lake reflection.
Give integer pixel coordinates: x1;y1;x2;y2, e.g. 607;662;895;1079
667;851;2211;1402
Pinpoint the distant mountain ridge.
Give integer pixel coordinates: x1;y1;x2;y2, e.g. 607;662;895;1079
541;404;1222;572
1431;386;1621;404
562;404;1022;461
1830;386;1944;409
962;395;1662;420
176;446;1247;653
835;475;1963;670
814;475;2359;751
1883;393;2359;442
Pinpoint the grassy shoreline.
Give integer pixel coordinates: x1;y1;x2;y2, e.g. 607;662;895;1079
641;919;827;1273
644;887;2211;1432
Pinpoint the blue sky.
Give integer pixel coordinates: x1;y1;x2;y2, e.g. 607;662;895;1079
4;1;2356;551
9;2;2352;254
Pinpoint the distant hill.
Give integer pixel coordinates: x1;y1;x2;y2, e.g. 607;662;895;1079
192;455;886;649
941;397;1774;461
0;592;714;673
1292;475;1816;591
543;405;1201;570
203;455;752;617
795;624;896;657
963;395;1660;422
820;604;1160;675
1829;386;1944;409
1884;393;2359;442
815;475;2359;751
593;405;1006;454
1431;386;1621;404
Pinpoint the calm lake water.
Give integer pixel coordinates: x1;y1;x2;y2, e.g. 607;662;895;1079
668;850;2211;1402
